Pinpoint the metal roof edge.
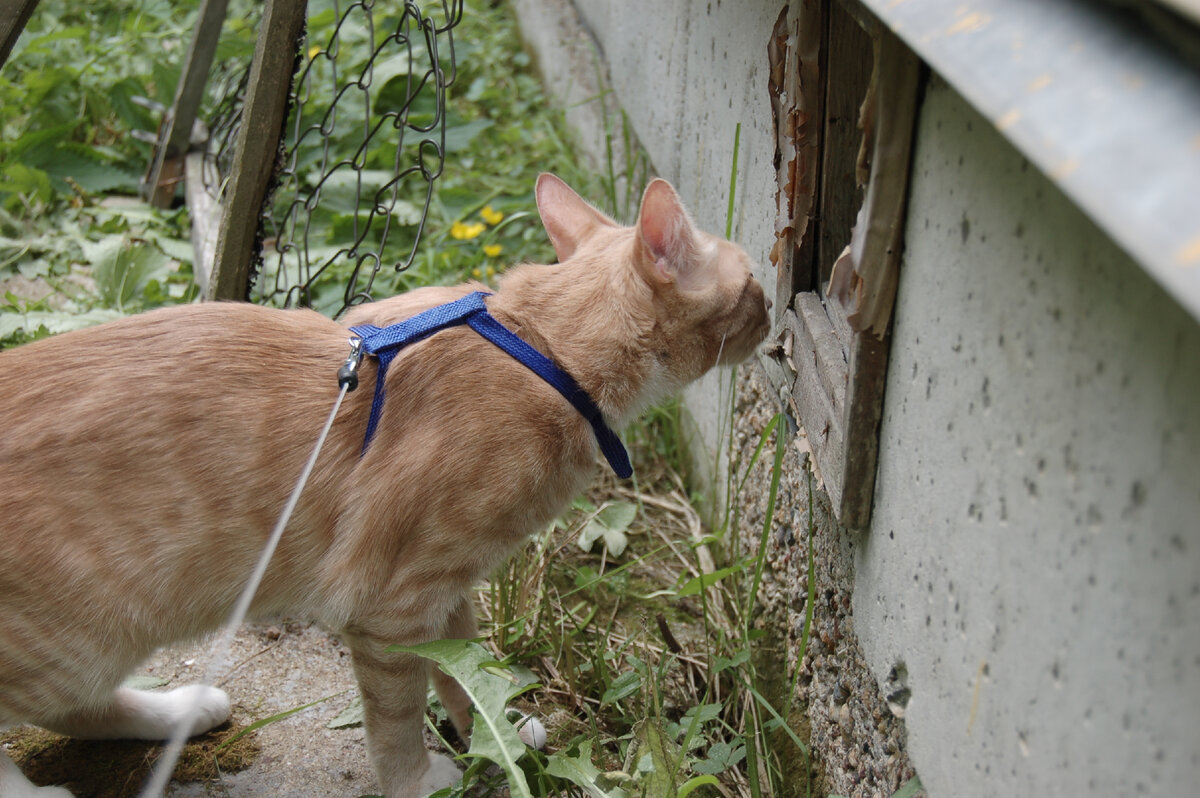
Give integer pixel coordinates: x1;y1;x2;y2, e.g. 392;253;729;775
859;0;1200;324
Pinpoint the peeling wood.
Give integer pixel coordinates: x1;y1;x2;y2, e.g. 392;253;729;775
827;29;921;339
767;0;922;528
768;1;826;321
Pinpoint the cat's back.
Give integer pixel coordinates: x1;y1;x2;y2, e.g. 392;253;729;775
0;301;351;558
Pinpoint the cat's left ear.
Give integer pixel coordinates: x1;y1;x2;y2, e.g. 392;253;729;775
535;173;617;262
635;179;704;289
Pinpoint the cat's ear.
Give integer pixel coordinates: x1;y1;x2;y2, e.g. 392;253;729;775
635;178;703;288
535;173;615;261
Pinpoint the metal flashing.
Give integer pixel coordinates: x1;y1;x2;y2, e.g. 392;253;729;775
859;0;1200;324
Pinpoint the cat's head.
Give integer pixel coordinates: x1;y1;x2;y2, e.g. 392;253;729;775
534;173;772;395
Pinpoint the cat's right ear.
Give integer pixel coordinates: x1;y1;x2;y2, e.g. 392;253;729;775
535;173;615;261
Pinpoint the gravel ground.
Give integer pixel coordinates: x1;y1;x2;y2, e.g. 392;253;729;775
729;365;923;798
154;622;383;798
5;622;420;797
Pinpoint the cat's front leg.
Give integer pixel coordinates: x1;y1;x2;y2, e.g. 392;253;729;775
345;630;460;798
431;595;546;751
430;595;476;740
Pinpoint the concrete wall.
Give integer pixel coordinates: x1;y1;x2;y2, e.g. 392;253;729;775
859;74;1200;797
512;1;1200;795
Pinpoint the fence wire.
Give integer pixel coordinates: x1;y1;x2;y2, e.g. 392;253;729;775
204;0;463;317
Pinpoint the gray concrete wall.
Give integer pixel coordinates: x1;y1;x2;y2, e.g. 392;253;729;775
512;1;1200;795
860;74;1200;797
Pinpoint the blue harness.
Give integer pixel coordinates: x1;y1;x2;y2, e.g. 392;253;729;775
346;291;632;479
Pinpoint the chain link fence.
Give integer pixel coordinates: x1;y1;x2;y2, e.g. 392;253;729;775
201;0;463;317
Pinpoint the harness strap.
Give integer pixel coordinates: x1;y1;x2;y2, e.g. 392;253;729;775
349;291;633;479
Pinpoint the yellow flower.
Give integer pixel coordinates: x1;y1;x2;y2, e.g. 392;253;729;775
480;205;504;225
308;44;322;60
483;244;503;258
450;221;486;240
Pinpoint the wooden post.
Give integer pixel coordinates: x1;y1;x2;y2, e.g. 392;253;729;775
206;0;307;301
142;0;230;208
0;0;41;71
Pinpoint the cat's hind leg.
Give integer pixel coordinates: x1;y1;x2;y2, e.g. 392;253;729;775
37;685;230;741
0;749;73;798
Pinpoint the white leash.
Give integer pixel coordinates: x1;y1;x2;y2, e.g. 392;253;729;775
140;340;363;796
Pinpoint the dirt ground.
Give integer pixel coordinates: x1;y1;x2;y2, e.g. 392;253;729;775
7;621;414;797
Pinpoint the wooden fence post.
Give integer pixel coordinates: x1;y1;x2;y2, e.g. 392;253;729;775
142;0;230;209
0;0;41;71
206;0;306;301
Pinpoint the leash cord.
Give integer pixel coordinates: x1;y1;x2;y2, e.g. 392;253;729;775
140;369;355;797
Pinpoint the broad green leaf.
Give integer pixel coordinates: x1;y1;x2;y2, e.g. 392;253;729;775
328;695;364;729
577;501;637;557
390;639;539;798
599;669;641;706
545;740;629;798
443;119;494;153
123;674;169;690
630;719;680;796
84;235;175;311
692;740;745;775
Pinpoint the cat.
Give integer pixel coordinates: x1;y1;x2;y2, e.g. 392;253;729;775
0;173;771;798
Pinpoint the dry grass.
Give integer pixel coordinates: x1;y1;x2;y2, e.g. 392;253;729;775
1;723;259;798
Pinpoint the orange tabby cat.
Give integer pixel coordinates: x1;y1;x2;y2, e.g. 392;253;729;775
0;174;770;797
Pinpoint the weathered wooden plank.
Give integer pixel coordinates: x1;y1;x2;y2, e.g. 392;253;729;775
207;0;307;301
765;0;921;529
816;1;872;292
185;124;220;290
826;22;921;339
827;23;921;527
0;0;40;71
784;303;847;510
143;0;230;208
794;290;848;411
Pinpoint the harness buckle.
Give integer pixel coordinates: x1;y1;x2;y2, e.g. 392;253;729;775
337;336;364;391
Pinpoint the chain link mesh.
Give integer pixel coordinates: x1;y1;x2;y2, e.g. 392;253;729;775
203;0;463;317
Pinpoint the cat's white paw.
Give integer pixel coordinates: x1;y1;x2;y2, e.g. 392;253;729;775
111;684;230;740
417;751;461;796
508;709;547;750
166;685;232;736
1;753;74;797
29;787;73;798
